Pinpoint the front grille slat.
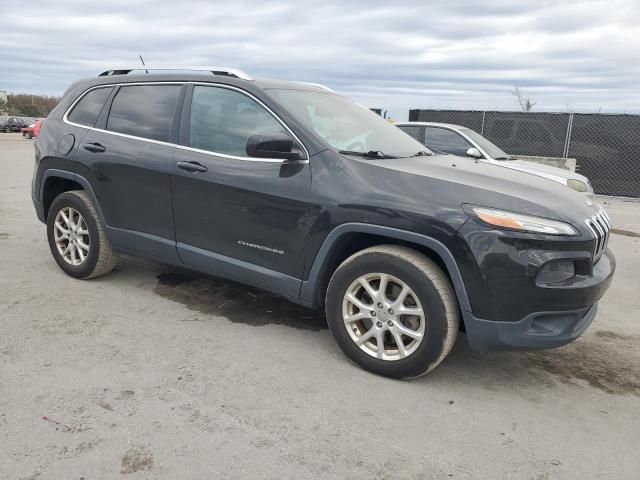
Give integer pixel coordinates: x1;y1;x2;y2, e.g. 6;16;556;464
585;210;610;264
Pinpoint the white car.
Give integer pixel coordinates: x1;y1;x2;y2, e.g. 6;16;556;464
396;122;593;194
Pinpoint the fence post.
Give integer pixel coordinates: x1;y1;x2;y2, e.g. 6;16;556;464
563;113;574;159
481;111;486;135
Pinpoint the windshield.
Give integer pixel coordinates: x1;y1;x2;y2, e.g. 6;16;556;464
268;89;430;157
459;127;511;160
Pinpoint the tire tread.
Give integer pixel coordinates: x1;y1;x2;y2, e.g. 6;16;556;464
65;190;118;279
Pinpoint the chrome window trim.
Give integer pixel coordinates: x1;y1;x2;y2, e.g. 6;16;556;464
62;81;310;163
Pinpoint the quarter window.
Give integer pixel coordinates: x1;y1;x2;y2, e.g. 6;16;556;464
189;86;289;157
425;127;471;156
107;85;181;142
67;87;113;127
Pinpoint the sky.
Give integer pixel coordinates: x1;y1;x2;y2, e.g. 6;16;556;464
1;0;639;120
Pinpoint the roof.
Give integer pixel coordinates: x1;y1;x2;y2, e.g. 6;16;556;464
395;121;466;129
80;68;335;94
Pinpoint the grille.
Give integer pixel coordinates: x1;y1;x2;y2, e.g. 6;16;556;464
585;210;611;264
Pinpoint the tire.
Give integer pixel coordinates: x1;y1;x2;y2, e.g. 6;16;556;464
326;245;459;379
4;127;9;133
46;190;118;279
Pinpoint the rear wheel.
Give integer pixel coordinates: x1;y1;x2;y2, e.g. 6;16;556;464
326;245;459;378
46;190;118;279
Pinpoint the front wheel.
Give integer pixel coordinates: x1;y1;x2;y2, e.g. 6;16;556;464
46;190;118;279
325;245;459;378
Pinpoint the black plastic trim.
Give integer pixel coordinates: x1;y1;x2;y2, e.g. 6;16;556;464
463;303;598;353
300;223;472;312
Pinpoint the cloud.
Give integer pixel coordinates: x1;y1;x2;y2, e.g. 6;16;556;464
1;0;638;119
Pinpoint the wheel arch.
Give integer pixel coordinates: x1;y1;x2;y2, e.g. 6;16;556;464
299;223;471;315
41;169;105;224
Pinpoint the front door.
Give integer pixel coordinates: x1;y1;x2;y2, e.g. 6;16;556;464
171;84;312;297
424;126;474;157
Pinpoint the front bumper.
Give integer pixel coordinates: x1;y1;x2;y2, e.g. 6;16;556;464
448;220;616;352
464;303;598;353
463;247;615;352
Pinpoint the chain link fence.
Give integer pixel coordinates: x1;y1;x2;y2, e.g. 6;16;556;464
408;109;640;197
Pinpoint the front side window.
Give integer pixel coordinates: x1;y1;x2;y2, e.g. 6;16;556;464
67;87;113;127
189;86;289;157
459;127;510;160
107;85;181;142
268;89;429;157
397;125;422;142
425;127;471;156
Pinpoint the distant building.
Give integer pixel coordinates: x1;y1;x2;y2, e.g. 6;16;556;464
0;90;7;115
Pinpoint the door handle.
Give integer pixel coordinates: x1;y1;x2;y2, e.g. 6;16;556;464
177;161;208;173
83;142;106;153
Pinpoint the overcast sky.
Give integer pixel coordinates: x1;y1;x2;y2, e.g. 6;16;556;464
1;0;638;119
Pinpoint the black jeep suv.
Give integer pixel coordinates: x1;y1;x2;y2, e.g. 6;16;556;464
32;67;615;378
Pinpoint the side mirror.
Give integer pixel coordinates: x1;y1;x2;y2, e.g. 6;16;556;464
246;132;304;161
466;147;482;159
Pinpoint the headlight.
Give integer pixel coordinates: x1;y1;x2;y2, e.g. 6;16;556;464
467;206;578;236
567;179;589;193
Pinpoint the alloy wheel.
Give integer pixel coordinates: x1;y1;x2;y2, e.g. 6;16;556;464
342;273;425;361
53;207;90;266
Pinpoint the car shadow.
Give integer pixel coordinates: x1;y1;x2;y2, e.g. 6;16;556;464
146;262;639;397
428;330;640;397
153;269;327;331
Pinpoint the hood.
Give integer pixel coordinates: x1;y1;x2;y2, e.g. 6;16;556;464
362;153;602;233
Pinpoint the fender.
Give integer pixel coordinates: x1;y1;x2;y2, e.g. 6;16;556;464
299;223;472;312
39;169;107;224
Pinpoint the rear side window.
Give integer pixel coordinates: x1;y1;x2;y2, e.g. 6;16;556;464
67;87;113;127
189;85;289;157
106;85;181;142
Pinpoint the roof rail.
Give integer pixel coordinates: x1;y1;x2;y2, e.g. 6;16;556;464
296;81;335;93
97;67;253;81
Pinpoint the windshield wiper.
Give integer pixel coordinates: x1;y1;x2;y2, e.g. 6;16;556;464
410;150;432;157
339;150;398;159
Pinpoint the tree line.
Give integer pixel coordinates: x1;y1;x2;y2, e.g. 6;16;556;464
0;93;61;118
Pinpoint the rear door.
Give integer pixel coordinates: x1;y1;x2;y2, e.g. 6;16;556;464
73;83;183;260
170;84;312;296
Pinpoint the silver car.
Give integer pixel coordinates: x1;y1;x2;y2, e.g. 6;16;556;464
396;122;593;194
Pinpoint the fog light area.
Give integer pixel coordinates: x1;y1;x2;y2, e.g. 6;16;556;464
537;260;576;285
